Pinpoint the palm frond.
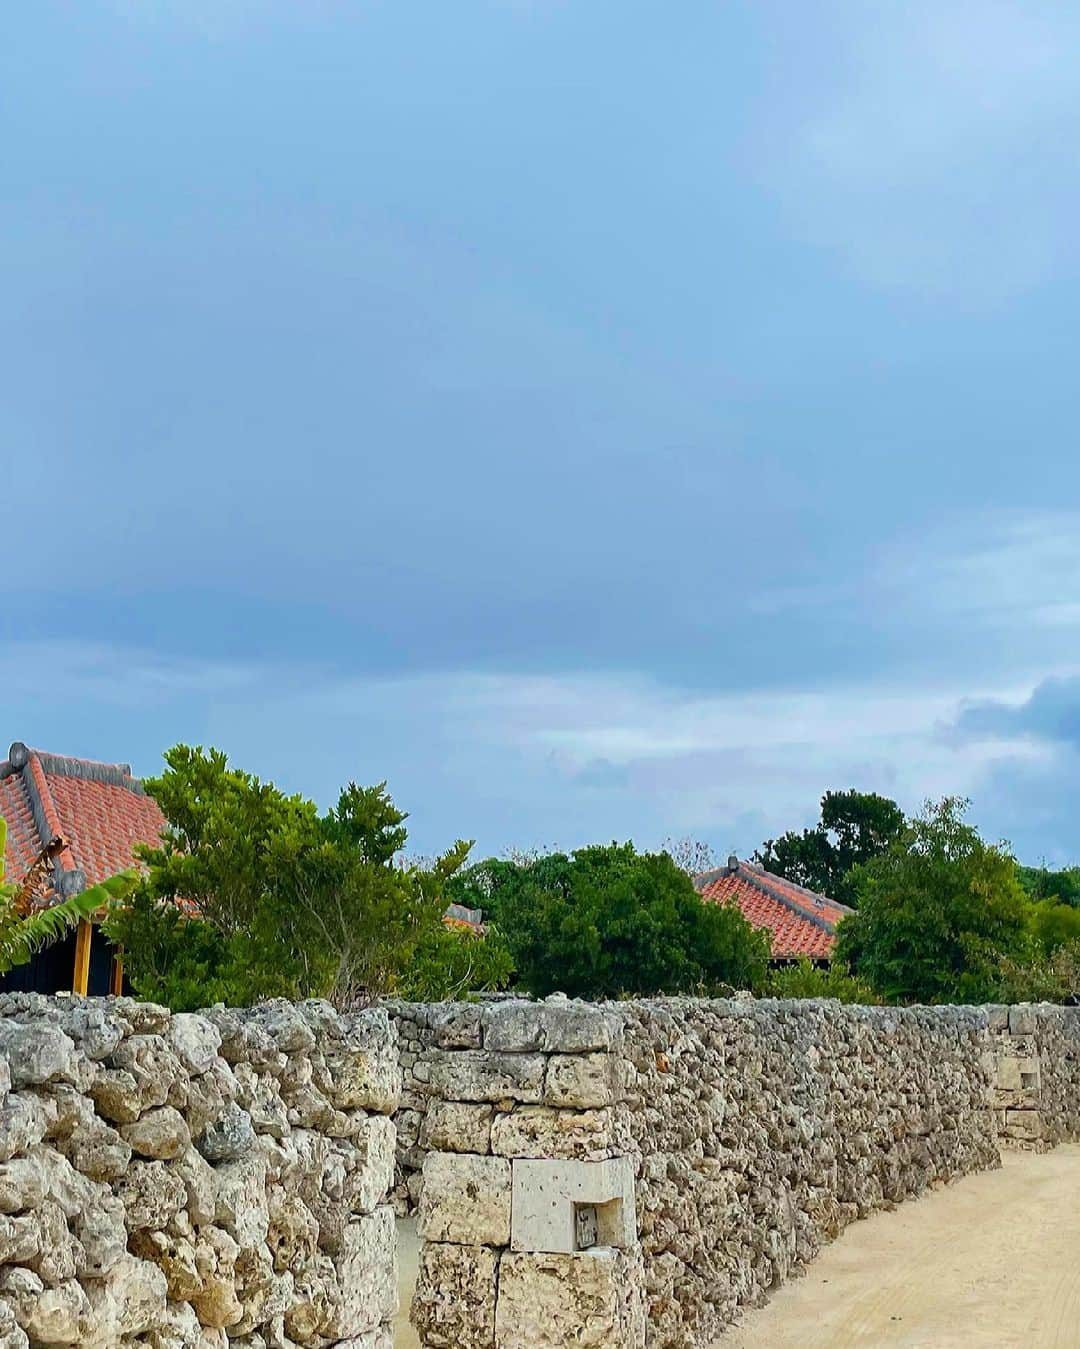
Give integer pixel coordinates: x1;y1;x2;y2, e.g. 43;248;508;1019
0;868;140;973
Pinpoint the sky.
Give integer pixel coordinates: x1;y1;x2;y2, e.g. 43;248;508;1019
3;1;1080;865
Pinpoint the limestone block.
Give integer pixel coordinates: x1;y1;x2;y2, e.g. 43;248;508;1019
215;1153;270;1248
429;1052;545;1105
1008;1005;1038;1035
0;1020;80;1089
544;1054;619;1109
60;1118;131;1180
510;1158;636;1254
349;1115;396;1215
420;1101;494;1155
117;1160;188;1233
0;1301;26;1349
171;1147;220;1227
197;1103;257;1162
14;1275;88;1346
484;1001;614;1055
1004;1109;1044;1142
319;1011;399;1114
411;1241;498;1349
494;1249;646;1349
491;1107;618;1161
418;1153;512;1245
79;1252;169;1348
0;1155;45;1214
122;1105;192;1160
0;1095;47;1162
430;1005;483;1049
168;1015;222;1077
321;1206;397;1340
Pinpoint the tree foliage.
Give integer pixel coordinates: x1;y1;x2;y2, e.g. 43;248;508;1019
0;818;138;976
398;923;514;1001
493;843;770;999
1017;864;1080;908
104;746;469;1010
834;798;1031;1004
766;956;880;1004
756;789;907;907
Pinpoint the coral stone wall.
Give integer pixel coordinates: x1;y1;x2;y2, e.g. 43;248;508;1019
395;996;1010;1349
0;994;398;1349
621;999;999;1347
989;1003;1080;1148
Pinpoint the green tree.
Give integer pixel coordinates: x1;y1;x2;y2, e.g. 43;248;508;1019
399;923;514;1001
766;956;880;1004
104;745;469;1010
499;843;770;999
1017;864;1080;908
0;818;138;976
756;789;907;907
834;797;1031;1004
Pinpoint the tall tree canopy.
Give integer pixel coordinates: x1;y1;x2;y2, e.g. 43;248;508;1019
834;797;1031;1004
491;843;770;999
105;745;470;1009
755;789;907;907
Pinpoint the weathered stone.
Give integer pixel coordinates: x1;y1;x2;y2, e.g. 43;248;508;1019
122;1105;192;1160
421;1101;494;1155
168;1015;222;1077
197;1103;256;1162
429;1052;546;1105
171;1146;220;1227
0;1021;79;1089
319;1206;396;1339
0;1094;47;1162
484;1000;614;1055
117;1160;188;1232
417;1153;512;1246
60;1117;131;1180
410;1242;497;1349
79;1252;169;1348
495;1249;646;1349
543;1052;619;1109
319;1011;399;1114
491;1106;617;1160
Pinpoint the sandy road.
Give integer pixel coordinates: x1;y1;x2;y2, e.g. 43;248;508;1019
395;1146;1080;1348
726;1145;1080;1349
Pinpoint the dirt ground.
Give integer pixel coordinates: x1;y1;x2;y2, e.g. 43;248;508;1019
394;1146;1080;1347
726;1145;1080;1349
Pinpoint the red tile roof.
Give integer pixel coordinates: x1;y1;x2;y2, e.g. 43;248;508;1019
0;743;165;906
696;856;853;960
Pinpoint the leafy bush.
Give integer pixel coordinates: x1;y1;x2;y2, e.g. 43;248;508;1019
105;745;469;1010
398;923;514;1001
835;797;1030;1004
497;843;770;999
766;956;880;1004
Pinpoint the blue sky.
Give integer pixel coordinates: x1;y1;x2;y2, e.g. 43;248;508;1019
4;1;1080;865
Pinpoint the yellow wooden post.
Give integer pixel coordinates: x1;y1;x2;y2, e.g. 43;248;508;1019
109;956;124;997
72;919;92;996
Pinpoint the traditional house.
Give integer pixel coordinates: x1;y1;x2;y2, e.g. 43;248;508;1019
0;740;485;997
0;742;166;995
695;853;852;960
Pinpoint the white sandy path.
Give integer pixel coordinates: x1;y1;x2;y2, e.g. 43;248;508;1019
725;1145;1080;1349
394;1146;1080;1348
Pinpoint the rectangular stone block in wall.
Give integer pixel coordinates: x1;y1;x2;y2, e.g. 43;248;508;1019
495;1249;646;1349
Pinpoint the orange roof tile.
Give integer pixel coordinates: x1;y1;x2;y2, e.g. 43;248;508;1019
696;857;852;960
0;743;165;905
